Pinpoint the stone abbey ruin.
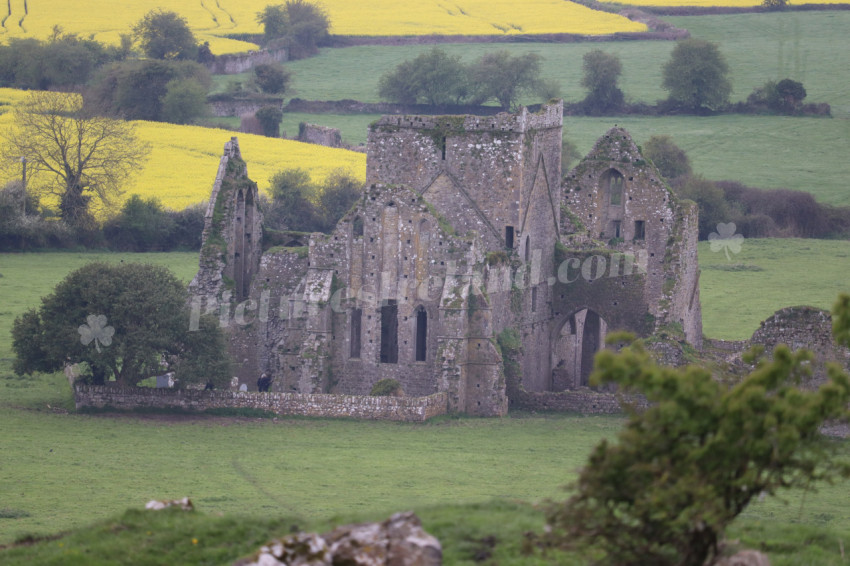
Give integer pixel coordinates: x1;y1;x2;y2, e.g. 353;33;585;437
188;100;706;417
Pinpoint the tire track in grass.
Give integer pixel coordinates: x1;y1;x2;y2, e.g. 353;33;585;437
215;0;236;26
0;0;10;31
199;0;220;29
231;457;296;514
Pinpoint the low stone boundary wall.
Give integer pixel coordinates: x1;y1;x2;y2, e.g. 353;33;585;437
510;388;649;414
74;385;448;422
209;97;284;117
206;47;288;75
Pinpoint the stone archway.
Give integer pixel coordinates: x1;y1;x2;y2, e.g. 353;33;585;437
551;308;608;390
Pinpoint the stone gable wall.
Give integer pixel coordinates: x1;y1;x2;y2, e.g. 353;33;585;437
74;385;448;422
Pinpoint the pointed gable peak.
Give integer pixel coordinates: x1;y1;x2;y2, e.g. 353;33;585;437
586;127;642;163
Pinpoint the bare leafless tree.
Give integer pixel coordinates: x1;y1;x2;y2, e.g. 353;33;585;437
2;91;149;226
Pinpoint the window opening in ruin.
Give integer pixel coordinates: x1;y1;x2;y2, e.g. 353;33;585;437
441;137;447;160
380;300;399;364
505;226;514;249
531;287;538;312
609;171;624;205
613;220;621;238
415;306;427;362
580;310;603;386
634;220;645;240
524;235;530;262
350;308;362;358
353;216;363;237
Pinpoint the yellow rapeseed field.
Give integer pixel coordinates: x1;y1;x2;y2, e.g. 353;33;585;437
1;0;646;55
599;0;845;6
0;89;367;215
127;121;366;212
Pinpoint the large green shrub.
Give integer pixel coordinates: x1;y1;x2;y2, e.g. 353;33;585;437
546;295;850;566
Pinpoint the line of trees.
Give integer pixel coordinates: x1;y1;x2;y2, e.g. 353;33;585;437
379;41;822;117
643;135;850;239
378;48;558;111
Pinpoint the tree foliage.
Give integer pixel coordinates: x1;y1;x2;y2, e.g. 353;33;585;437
0;30;125;90
265;168;361;233
89;59;210;122
253;62;292;94
12;262;231;388
161;77;208;124
469;51;544;111
643;135;692;181
1;92;149;226
378;48;468;106
377;49;549;111
662;39;731;112
547;296;850;566
133;9;198;60
675;175;730;239
749;78;807;114
256;0;330;59
580;50;624;115
255;105;284;137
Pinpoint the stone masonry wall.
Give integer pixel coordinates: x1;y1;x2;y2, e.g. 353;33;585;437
750;306;850;387
74;385;448;422
206;47;288;75
298;124;343;148
511;388;649;414
209;97;284;118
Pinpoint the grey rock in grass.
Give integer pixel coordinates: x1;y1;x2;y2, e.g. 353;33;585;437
236;511;441;566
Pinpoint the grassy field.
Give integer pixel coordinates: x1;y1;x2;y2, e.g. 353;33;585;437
269;11;850;205
1;249;849;562
282;12;850;114
699;238;850;339
263;111;850;207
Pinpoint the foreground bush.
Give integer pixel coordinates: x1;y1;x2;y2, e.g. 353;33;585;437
12;262;231;388
546;295;850;566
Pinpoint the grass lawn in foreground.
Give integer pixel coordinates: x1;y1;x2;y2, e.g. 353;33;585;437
0;251;849;563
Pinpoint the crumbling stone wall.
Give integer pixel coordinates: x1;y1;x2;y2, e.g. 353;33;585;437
751;306;850;387
298;123;343;148
74;385;448;422
208;97;284;118
205;47;288;75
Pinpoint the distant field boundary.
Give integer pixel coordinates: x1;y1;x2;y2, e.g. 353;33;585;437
73;384;448;422
323;29;688;47
642;3;850;15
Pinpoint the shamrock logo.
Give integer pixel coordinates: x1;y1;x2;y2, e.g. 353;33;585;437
78;314;115;353
708;222;744;261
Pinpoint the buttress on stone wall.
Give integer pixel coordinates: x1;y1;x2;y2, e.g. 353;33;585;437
190;102;703;416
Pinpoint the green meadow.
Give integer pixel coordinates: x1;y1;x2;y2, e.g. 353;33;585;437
257;11;850;205
0;241;848;560
3;8;850;563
